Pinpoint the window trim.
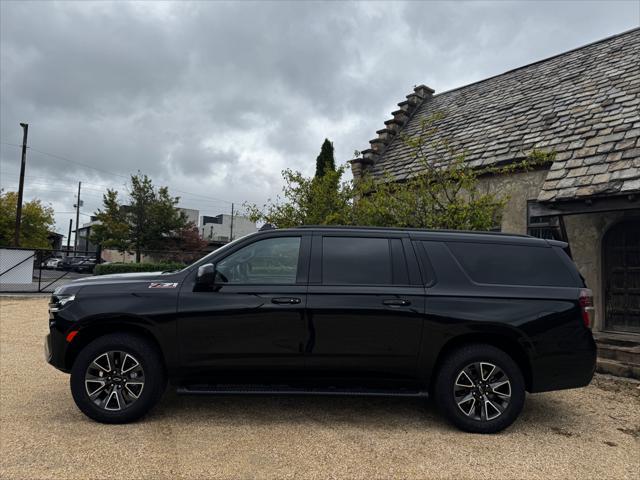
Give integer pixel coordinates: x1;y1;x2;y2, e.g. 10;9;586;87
415;241;437;288
402;237;423;285
390;238;409;285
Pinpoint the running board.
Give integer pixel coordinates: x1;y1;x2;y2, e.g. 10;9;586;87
177;385;428;398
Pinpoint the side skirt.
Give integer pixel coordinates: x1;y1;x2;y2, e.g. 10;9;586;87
177;384;429;398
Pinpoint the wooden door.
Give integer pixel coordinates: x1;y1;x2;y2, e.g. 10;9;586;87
604;220;640;333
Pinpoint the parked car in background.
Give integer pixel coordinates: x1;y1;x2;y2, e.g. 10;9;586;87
59;256;96;273
73;257;97;273
43;256;63;269
45;227;596;433
60;256;77;271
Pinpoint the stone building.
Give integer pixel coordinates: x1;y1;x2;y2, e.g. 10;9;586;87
350;29;640;377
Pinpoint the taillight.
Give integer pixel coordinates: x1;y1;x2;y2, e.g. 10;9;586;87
579;288;595;328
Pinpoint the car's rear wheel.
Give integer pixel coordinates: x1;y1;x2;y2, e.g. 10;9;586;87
434;344;525;433
70;333;166;423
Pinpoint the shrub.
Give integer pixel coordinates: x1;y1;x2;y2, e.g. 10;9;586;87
94;261;186;276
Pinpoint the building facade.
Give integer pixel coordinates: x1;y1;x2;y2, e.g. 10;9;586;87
201;214;257;242
78;208;257;263
350;29;640;376
178;208;200;227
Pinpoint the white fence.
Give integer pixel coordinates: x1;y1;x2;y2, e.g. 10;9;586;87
0;248;35;285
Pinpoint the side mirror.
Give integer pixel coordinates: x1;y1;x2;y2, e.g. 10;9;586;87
196;263;215;288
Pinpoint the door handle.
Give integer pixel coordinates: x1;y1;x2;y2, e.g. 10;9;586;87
383;299;411;307
271;297;301;305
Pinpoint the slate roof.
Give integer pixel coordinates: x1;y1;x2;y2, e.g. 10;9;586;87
359;28;640;202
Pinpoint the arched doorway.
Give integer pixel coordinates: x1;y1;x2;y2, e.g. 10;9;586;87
603;219;640;333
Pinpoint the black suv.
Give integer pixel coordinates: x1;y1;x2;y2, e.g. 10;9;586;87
45;227;596;433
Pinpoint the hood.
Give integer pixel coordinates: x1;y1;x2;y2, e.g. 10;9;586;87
52;269;190;298
57;270;187;291
74;271;168;282
72;270;188;284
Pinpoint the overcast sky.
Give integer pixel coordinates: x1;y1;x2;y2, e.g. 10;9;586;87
1;1;639;238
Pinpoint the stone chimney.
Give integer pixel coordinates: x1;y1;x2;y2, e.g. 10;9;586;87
350;84;434;179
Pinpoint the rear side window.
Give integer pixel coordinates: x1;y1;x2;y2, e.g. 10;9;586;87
446;242;577;287
322;237;392;285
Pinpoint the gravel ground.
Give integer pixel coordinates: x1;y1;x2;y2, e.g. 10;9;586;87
1;297;639;480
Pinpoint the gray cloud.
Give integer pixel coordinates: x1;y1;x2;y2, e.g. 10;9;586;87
1;0;638;237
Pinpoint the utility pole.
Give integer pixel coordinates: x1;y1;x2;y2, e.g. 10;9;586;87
14;123;28;246
66;219;73;255
73;181;82;253
229;203;234;241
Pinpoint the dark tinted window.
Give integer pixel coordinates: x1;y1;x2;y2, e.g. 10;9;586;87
322;237;392;285
217;237;300;284
447;242;576;287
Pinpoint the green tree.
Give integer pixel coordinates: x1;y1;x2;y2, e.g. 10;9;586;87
91;173;193;262
0;190;55;248
246;139;347;228
246;115;555;230
245;167;352;228
314;139;336;178
91;190;130;252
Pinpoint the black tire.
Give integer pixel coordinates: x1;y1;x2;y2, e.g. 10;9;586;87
434;344;525;434
70;333;166;424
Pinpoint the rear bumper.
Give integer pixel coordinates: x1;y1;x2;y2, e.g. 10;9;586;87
529;333;597;393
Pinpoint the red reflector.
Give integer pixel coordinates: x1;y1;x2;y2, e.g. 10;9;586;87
66;330;79;343
579;289;594;328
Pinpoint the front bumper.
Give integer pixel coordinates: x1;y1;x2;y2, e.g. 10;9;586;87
45;329;71;373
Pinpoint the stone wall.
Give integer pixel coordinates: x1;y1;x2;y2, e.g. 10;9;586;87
564;210;639;331
477;169;549;234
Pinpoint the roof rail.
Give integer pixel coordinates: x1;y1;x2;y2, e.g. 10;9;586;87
291;225;532;238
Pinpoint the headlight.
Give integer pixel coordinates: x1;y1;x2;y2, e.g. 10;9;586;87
49;294;76;312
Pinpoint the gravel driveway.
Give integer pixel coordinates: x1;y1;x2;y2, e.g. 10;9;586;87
1;297;639;480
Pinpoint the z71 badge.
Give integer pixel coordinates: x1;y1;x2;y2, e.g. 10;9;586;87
149;282;179;289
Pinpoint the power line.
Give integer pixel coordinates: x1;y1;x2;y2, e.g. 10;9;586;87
57;211;92;216
2;142;238;204
2;180;233;212
26;146;130;179
2;179;232;208
0;184;105;199
1;171;127;193
0;179;107;193
0;186;97;197
1;166;124;191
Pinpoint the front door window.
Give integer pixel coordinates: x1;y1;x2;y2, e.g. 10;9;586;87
216;237;301;284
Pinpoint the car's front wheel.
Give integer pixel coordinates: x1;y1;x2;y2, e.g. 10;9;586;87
70;333;166;423
434;344;525;433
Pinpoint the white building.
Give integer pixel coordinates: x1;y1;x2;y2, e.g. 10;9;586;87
201;214;257;242
178;208;200;226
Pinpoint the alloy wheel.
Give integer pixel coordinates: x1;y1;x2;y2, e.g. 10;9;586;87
453;362;511;421
84;351;145;411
